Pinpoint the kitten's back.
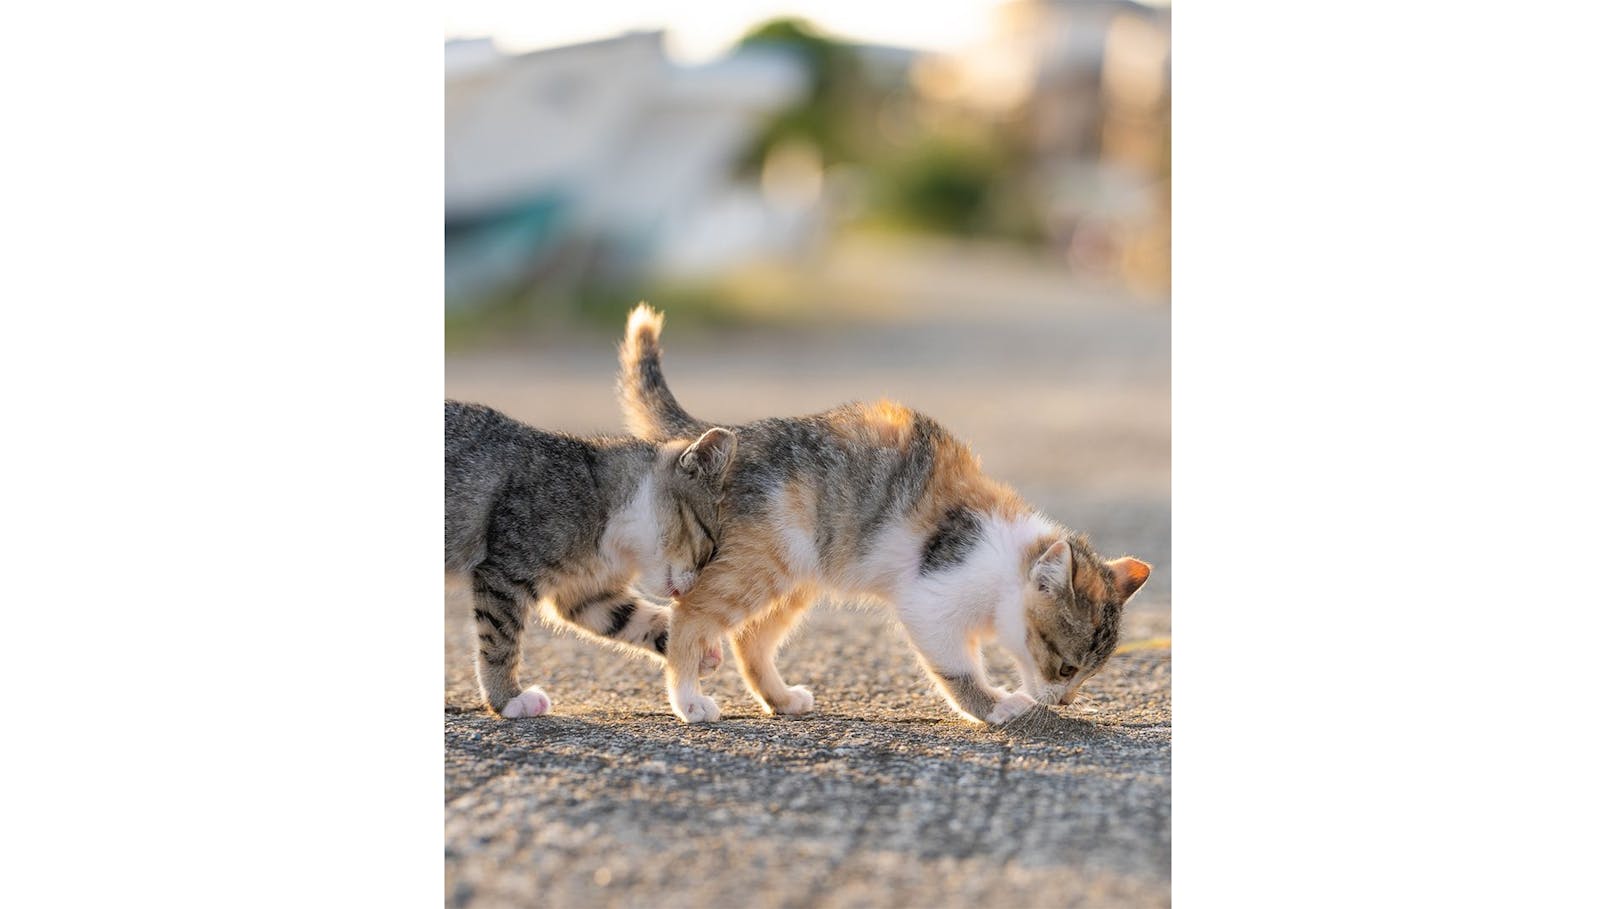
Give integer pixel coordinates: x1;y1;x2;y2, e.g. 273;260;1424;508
445;401;523;571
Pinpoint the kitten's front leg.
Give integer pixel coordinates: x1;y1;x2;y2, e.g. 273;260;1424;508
984;691;1038;725
665;606;730;723
731;590;815;716
908;632;1024;725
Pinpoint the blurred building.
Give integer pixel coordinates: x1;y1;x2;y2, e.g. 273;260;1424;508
913;0;1171;291
445;33;810;306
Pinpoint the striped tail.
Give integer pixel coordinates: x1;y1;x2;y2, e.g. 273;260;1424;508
618;303;713;440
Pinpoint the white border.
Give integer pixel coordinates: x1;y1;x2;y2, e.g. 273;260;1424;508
1175;2;1616;905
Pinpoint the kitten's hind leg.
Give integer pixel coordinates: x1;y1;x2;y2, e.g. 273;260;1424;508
471;571;548;718
551;586;722;675
731;590;815;716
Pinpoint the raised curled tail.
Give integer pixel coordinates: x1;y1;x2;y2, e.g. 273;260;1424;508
618;303;713;440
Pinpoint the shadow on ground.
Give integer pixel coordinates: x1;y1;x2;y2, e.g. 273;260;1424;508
446;601;1170;909
445;272;1169;907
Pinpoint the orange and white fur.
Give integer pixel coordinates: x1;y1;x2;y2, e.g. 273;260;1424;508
619;305;1151;725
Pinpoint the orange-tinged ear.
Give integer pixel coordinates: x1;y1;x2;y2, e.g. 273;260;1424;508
1107;557;1151;601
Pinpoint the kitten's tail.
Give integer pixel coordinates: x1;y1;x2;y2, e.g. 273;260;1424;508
618;303;714;440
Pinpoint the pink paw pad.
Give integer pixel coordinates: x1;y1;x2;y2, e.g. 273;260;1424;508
500;687;552;718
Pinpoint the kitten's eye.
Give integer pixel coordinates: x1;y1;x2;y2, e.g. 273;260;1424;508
1058;663;1077;680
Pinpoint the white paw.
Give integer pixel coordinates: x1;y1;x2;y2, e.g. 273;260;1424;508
698;641;723;677
986;691;1037;725
769;685;815;716
673;693;721;724
500;686;552;718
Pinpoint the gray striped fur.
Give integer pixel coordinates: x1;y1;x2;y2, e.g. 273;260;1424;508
445;400;731;716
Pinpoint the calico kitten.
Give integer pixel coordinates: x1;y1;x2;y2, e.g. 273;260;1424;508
445;400;732;718
618;306;1151;725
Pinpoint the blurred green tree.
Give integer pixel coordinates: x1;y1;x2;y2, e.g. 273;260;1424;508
736;18;871;168
871;138;996;235
734;17;1040;244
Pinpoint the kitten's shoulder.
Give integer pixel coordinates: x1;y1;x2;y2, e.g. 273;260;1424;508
445;399;507;431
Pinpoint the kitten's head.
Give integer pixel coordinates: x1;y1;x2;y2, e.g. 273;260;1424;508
1017;534;1150;705
648;427;736;598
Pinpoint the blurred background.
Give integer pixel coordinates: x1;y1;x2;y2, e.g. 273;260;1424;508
445;0;1169;640
445;0;1169;336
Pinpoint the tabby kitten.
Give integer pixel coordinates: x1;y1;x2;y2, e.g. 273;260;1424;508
445;400;732;718
618;306;1151;725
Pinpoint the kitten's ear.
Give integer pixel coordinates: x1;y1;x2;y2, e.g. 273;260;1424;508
678;428;737;482
1107;557;1151;601
1030;540;1074;595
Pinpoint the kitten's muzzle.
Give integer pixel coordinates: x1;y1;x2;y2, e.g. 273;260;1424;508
1055;669;1099;704
1026;682;1070;706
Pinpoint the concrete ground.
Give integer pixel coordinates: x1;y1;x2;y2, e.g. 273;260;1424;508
445;242;1170;908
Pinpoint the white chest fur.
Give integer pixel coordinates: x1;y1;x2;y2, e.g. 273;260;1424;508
600;477;658;576
898;512;1054;651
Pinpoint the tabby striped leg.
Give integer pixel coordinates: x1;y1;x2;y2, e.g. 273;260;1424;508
471;571;547;718
552;586;670;654
731;591;814;716
551;587;723;675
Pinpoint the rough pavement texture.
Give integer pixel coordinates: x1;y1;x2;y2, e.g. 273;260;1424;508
446;602;1169;909
446;246;1169;908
